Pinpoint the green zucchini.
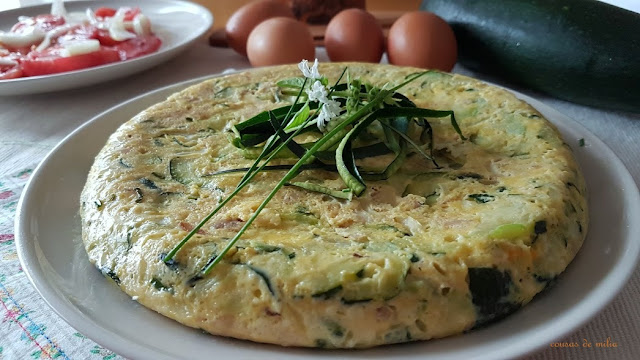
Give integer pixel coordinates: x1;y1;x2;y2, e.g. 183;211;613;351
246;265;276;296
467;193;495;203
467;267;520;327
421;0;640;112
169;157;202;185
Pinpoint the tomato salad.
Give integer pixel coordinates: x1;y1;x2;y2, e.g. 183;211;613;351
0;2;162;80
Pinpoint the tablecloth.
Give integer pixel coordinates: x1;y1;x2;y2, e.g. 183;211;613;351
1;36;639;360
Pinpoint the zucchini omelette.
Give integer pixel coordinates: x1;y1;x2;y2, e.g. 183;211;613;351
80;63;588;348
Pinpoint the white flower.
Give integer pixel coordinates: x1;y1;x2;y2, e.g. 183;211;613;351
316;98;341;131
298;58;320;79
297;59;339;131
306;80;327;102
305;79;340;131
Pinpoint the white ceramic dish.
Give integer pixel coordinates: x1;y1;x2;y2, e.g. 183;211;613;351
0;0;213;96
15;74;640;360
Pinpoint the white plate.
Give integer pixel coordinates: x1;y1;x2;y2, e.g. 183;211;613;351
15;75;640;360
0;0;212;96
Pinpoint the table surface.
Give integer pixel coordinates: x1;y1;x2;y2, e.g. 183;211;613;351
1;2;639;360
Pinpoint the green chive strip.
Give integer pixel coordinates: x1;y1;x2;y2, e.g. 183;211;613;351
416;118;438;167
287;181;353;200
382;121;401;154
336;127;366;196
204;163;336;177
380;122;435;163
357;145;418;181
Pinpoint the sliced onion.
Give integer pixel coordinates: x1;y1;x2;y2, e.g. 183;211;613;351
108;9;136;41
51;0;90;25
65;11;89;25
0;27;45;48
0;57;18;66
132;14;151;36
59;39;100;57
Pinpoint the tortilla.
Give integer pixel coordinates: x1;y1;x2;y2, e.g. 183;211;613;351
80;63;588;348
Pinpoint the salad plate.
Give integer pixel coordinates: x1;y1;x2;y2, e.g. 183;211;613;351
15;74;640;360
0;0;213;96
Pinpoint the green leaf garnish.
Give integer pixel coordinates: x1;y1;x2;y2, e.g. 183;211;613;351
276;77;306;89
285;102;310;130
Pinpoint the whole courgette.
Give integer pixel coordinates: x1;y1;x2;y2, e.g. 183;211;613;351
421;0;640;112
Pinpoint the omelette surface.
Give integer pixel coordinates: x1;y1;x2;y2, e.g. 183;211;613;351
80;63;588;348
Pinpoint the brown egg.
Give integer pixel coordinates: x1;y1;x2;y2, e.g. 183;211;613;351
324;8;384;63
225;0;294;56
387;11;457;71
247;17;315;67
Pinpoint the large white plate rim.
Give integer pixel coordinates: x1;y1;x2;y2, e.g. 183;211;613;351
15;73;640;360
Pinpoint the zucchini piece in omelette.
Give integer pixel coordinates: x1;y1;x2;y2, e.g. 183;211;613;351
80;63;587;348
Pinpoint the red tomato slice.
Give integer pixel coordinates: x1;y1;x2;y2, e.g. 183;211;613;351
121;7;142;21
91;7;146;46
94;7;140;21
113;35;162;60
11;14;65;33
21;47;120;77
94;7;117;18
0;64;23;80
93;29;122;47
0;51;25;79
